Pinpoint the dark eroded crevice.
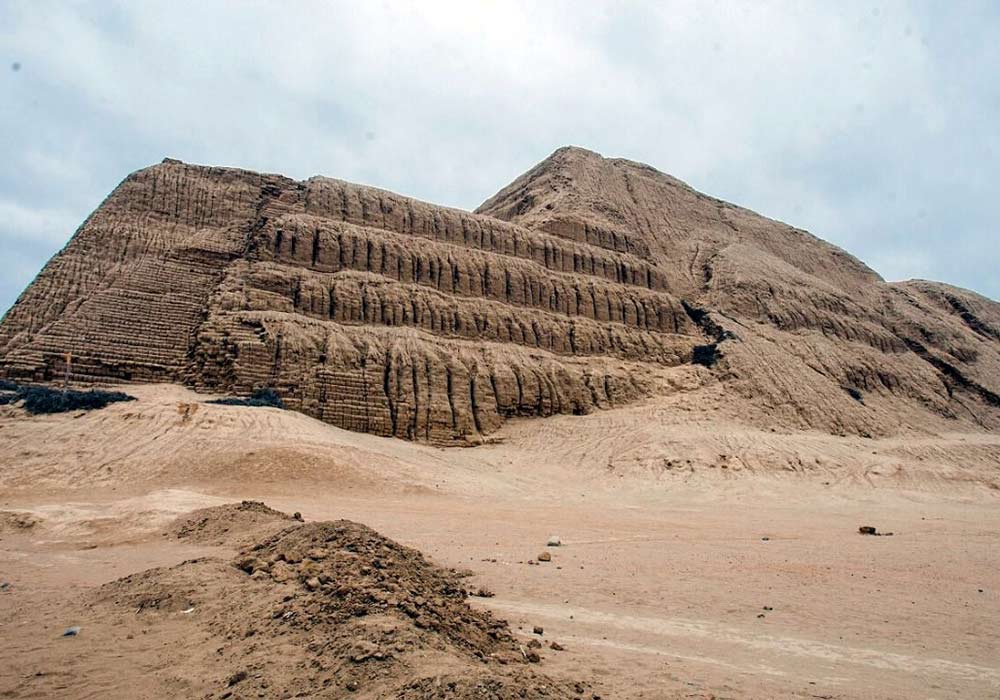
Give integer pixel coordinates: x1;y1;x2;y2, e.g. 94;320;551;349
902;338;1000;408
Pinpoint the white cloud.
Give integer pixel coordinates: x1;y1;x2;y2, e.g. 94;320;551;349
0;200;79;246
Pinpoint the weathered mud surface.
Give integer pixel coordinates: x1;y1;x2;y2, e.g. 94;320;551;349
2;147;997;440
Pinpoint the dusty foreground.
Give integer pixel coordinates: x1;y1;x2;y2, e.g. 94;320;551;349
1;385;998;699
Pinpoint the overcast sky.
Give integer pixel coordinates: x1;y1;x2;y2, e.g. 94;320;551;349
1;1;997;316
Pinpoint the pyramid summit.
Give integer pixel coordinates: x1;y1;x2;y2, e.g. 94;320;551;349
2;148;998;441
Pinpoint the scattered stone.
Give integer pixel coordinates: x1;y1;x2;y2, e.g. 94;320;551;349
761;536;770;541
525;650;541;663
859;526;894;536
227;670;248;686
763;606;773;611
547;536;562;547
293;512;303;522
533;626;544;635
470;587;495;598
550;641;565;651
235;555;264;574
350;640;382;662
61;626;81;637
537;552;551;562
527;639;542;649
756;613;765;619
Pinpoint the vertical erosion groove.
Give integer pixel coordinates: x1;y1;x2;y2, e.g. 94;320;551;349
409;361;420;440
469;372;483;435
383;349;397;436
423;357;432;441
446;363;458;431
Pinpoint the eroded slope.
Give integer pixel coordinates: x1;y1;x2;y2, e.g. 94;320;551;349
478;146;1000;435
0;158;702;443
2;147;997;440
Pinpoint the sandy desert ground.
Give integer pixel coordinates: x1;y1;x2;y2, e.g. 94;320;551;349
1;383;998;699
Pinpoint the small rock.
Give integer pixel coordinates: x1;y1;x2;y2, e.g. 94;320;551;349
525;650;541;663
537;551;551;562
527;639;542;649
227;670;247;687
61;626;81;637
859;526;877;535
293;512;303;521
757;613;765;619
533;626;544;635
304;577;321;591
270;562;294;583
350;640;380;662
549;641;565;651
761;536;770;541
547;536;561;547
235;556;263;574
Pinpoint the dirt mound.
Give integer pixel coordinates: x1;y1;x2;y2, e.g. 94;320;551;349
164;500;298;547
238;520;520;657
0;510;39;532
96;517;583;698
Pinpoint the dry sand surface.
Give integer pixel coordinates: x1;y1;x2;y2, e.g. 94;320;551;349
1;384;999;698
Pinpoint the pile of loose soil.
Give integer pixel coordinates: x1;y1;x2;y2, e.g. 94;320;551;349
164;500;297;547
95;509;585;699
237;520;518;657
